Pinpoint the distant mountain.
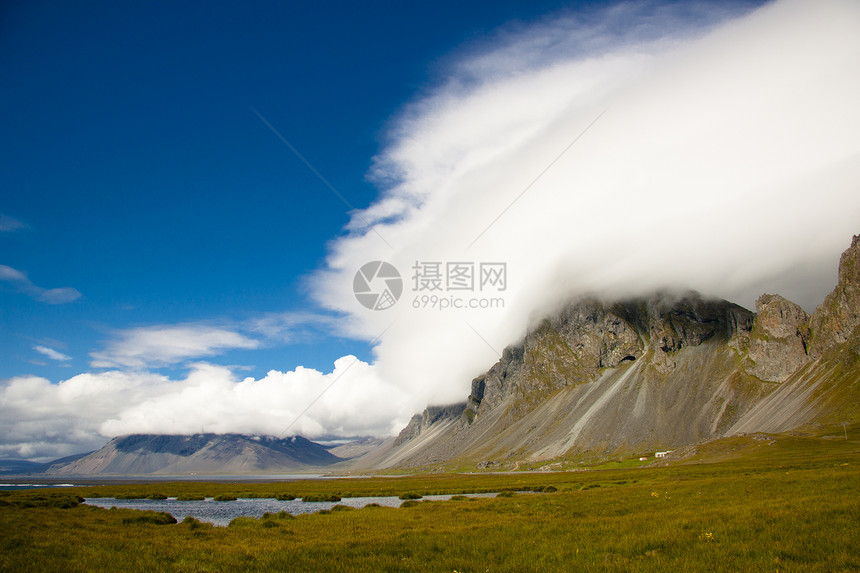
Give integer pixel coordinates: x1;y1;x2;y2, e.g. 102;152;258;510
47;434;342;476
358;235;860;470
325;436;388;459
0;459;48;475
0;451;93;476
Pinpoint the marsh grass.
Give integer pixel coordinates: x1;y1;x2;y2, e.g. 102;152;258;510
301;494;341;502
120;510;176;525
2;429;859;571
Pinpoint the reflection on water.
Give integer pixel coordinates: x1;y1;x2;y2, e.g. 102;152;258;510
84;493;497;526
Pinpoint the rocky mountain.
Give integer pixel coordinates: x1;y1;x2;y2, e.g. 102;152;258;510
47;434;342;476
361;235;860;470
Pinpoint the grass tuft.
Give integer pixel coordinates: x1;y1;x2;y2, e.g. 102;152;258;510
121;511;176;525
301;494;340;502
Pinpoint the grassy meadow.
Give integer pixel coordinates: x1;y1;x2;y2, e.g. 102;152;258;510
1;428;858;572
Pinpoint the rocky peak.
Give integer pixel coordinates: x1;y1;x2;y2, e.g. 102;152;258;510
642;293;754;351
464;292;754;417
550;298;643;369
636;293;754;372
809;235;860;358
743;294;810;382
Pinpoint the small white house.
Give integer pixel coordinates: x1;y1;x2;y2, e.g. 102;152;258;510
639;457;648;461
655;450;673;458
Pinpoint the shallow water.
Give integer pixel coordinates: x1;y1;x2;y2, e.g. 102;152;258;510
0;483;78;491
84;493;497;526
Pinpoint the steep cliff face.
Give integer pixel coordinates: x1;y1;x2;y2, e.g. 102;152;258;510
809;234;860;358
468;293;753;422
367;235;860;470
393;404;465;447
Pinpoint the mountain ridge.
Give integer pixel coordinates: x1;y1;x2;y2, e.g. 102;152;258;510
46;433;343;476
361;235;860;470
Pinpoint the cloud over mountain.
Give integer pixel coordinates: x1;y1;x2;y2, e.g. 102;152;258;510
1;359;406;461
313;0;860;410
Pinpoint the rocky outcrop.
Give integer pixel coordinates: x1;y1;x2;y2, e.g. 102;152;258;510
744;294;810;382
393;404;465;446
809;234;860;358
464;292;754;420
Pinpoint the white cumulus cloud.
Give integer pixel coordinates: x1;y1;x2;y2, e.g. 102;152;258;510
0;371;171;461
99;358;410;439
1;359;410;461
0;214;26;232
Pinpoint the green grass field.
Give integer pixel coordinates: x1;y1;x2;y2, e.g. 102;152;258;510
1;428;858;572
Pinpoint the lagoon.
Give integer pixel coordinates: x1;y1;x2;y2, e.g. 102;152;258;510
84;493;497;526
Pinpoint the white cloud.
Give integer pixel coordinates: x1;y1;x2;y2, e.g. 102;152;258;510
99;358;410;439
33;346;72;362
243;311;342;343
90;323;261;369
0;214;26;232
38;287;82;304
0;265;27;282
0;264;82;304
312;0;860;413
0;371;170;461
1;360;411;461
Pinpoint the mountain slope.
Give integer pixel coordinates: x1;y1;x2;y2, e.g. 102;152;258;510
363;235;860;470
48;434;342;475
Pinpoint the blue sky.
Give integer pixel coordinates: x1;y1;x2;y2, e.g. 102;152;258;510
3;0;860;461
1;0;583;382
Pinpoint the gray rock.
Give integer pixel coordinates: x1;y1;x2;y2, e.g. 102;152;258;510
392;404;465;447
809;234;860;358
744;294;810;382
